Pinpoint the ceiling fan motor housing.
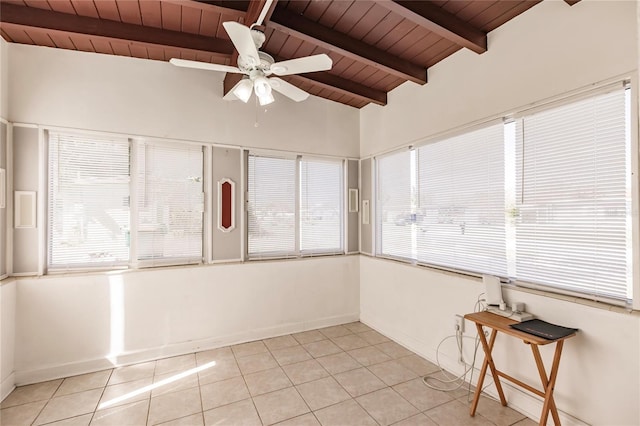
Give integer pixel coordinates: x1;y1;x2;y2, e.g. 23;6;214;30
250;28;266;49
238;51;275;74
170;20;330;104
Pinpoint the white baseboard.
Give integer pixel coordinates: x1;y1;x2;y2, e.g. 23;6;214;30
360;312;587;426
1;372;16;402
15;312;359;386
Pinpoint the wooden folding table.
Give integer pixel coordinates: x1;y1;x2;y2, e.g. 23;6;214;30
464;311;576;426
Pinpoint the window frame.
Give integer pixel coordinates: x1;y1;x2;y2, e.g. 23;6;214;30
372;81;637;307
47;130;132;271
299;156;345;256
246;150;346;261
374;148;415;262
133;139;205;268
46;130;209;273
510;83;634;305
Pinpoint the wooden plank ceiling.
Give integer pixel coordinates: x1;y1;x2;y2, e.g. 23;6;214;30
0;0;575;108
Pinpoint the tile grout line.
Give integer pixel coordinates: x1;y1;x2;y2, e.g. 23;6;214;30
261;336;310;426
144;355;159;425
6;323;531;426
87;368;115;425
30;377;65;426
236;346;266;426
195;349;207;426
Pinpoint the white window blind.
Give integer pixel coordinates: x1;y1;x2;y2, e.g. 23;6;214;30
300;158;343;254
136;142;204;265
248;155;296;257
376;150;414;260
48;132;130;268
417;123;506;275
514;87;631;301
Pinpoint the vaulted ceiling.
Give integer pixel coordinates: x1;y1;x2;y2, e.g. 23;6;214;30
0;0;579;108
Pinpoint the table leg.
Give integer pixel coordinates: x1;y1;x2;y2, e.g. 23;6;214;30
531;342;564;426
470;324;507;416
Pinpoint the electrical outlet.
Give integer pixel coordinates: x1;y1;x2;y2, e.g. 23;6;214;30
454;314;465;333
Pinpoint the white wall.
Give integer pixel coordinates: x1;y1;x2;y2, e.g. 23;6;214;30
359;1;640;425
3;37;360;387
0;280;16;401
3;3;640;425
0;37;8;119
360;0;637;157
0;37;12;401
8;43;359;158
14;256;359;384
360;257;639;426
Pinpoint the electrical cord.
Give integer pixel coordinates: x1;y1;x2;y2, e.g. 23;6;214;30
422;292;494;395
422;333;481;391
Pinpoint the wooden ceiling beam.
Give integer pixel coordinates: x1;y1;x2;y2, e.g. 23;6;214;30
269;8;426;85
163;1;246;21
189;0;251;14
245;0;278;28
0;2;234;56
268;52;386;105
290;72;387;106
379;0;487;54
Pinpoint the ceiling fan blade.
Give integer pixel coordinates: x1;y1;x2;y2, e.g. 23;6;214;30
268;78;309;102
222;21;260;67
169;58;243;74
270;54;333;76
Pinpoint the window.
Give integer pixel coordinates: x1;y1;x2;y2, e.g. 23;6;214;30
374;84;632;303
48;132;130;268
49;132;206;270
248;155;297;257
136;142;204;265
513;86;631;301
300;159;343;253
417;123;506;276
376;150;414;260
248;153;344;258
376;124;505;276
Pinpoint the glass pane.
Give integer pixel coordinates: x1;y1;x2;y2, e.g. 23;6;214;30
417;123;506;275
48;133;130;268
376;150;414;260
248;155;296;257
515;88;630;300
300;159;343;253
137;143;203;263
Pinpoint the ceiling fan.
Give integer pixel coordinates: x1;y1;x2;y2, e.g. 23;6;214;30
169;1;332;106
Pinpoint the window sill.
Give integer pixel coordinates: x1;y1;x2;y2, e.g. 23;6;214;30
17;253;356;280
363;254;639;315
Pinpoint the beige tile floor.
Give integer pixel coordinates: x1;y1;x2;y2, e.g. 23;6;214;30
0;322;537;426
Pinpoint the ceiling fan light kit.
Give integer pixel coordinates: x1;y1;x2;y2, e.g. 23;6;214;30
233;78;254;103
257;91;275;106
253;75;274;106
169;8;332;107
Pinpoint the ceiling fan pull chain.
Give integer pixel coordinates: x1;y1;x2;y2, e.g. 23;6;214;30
254;96;260;128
